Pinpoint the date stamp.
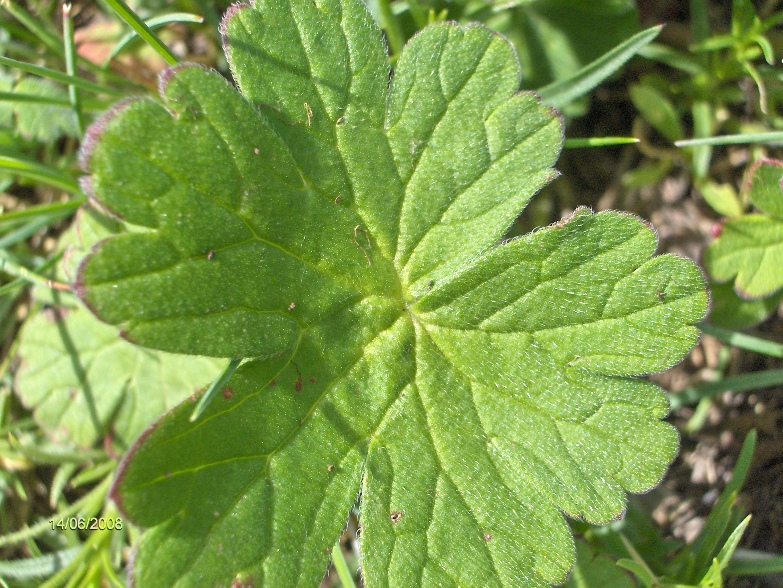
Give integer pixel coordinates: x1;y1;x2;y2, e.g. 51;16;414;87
50;517;123;531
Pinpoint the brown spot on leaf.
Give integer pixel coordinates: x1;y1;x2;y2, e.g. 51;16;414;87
309;377;316;384
390;511;403;523
353;225;372;265
294;376;303;392
269;380;276;387
222;387;233;400
304;102;313;126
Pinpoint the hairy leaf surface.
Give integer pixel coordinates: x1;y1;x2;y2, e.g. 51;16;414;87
76;0;707;586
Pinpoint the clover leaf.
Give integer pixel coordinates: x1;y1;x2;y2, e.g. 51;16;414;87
705;158;783;298
76;0;707;585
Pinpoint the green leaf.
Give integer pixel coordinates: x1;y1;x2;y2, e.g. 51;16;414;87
704;214;783;299
11;78;80;142
698;182;743;219
731;0;758;37
76;2;707;586
704;160;783;298
629;83;684;143
538;25;662;110
727;549;783;576
507;0;640;91
14;210;222;448
746;158;783;218
707;281;783;329
563;541;634;588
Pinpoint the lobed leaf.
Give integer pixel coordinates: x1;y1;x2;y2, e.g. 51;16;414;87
75;0;708;586
704;159;783;298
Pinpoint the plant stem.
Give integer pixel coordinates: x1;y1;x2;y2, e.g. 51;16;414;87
62;3;84;135
669;369;783;408
0;56;124;96
332;540;357;588
699;322;783;358
102;0;179;66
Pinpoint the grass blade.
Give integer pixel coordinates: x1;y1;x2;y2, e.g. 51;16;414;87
2;2;66;62
0;155;80;193
0;198;85;224
0;56;124;97
699;322;783;358
0;91;70;106
0;251;64;297
676;132;783;147
2;1;146;91
189;358;242;422
538;25;662;109
0;475;111;548
102;0;179;66
669;369;783;408
332;540;357;588
0;92;112;112
0;215;65;249
637;43;704;75
727;549;783;576
107;12;204;62
0;254;70;291
62;3;84;135
564;137;639;148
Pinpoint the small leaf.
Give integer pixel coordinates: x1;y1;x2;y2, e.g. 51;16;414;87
630;84;684;143
563;541;634;588
12;78;80;142
731;0;758;37
708;281;783;329
746;158;783;218
704;216;783;298
75;1;707;586
699;182;743;219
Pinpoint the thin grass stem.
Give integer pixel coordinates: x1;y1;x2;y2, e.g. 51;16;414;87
62;4;84;135
102;0;179;66
0;155;80;193
0;56;124;97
